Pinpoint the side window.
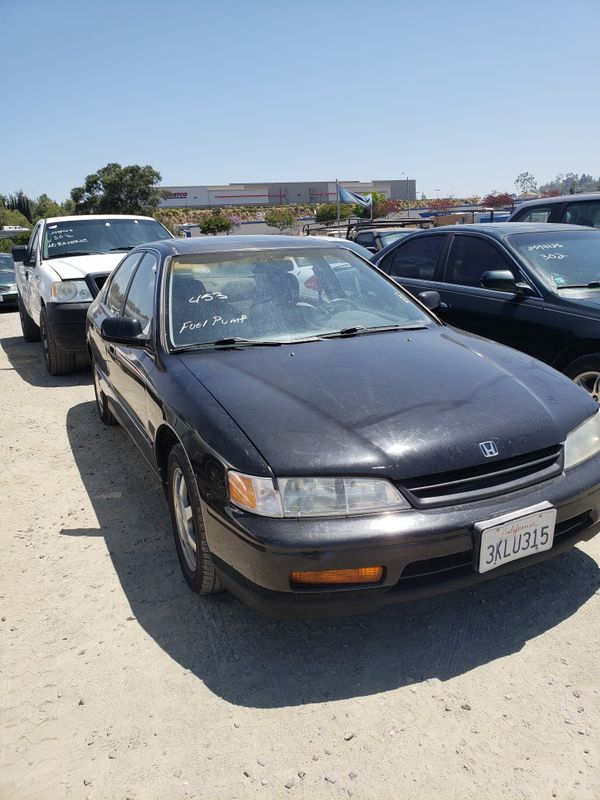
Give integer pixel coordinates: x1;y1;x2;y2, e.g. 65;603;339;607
28;225;41;264
563;201;600;228
123;253;158;333
383;235;446;280
444;236;513;288
516;206;552;223
105;253;143;315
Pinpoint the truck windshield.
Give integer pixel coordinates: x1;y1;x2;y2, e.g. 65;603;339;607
43;218;172;260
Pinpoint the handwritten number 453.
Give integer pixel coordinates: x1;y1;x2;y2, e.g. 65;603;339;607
189;292;228;304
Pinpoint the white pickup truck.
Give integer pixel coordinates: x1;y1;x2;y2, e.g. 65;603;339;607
13;214;173;374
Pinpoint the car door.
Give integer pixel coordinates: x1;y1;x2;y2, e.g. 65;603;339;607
435;233;545;358
377;233;449;300
106;251;159;456
18;223;42;318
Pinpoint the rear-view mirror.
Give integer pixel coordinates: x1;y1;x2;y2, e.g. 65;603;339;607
101;316;145;344
481;270;518;293
12;245;28;263
417;290;442;311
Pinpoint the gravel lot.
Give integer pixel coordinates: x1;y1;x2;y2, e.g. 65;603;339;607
1;307;599;800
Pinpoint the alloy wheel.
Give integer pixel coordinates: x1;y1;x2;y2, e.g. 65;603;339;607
172;466;198;571
573;370;600;403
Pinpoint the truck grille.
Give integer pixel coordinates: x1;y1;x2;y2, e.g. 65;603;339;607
400;445;563;507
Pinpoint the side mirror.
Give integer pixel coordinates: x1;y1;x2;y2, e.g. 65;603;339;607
418;290;441;311
101;316;145;344
481;270;518;293
12;245;28;264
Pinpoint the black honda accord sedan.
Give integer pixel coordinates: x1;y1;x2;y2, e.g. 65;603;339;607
86;235;600;618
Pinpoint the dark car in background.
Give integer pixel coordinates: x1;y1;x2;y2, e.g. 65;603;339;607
0;252;17;307
509;193;600;227
373;223;600;401
86;235;600;618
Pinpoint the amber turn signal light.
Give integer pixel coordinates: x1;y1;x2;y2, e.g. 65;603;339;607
290;566;384;586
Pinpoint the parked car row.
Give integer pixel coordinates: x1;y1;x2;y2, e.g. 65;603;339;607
10;215;600;618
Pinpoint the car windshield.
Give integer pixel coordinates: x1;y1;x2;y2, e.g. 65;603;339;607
508;230;600;289
167;247;435;348
43;218;172;260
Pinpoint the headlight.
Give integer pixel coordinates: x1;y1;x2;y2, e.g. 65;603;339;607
51;280;93;303
564;411;600;469
227;472;409;517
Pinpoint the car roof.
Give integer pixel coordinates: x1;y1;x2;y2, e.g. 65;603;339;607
406;222;593;238
44;214;160;224
144;234;356;256
514;193;600;209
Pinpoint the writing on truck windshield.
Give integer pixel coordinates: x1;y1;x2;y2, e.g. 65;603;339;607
43;219;171;259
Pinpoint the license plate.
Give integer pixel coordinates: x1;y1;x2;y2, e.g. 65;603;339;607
476;502;556;574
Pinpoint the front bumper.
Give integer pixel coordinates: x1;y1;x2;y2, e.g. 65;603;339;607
201;455;600;618
44;302;90;353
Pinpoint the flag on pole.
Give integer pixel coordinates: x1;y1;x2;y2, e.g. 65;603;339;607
337;184;373;208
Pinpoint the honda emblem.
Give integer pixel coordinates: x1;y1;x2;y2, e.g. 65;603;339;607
479;441;499;458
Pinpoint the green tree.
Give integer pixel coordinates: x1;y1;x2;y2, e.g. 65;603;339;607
514;171;537;195
353;191;390;219
199;213;235;235
33;194;64;220
70;162;166;215
315;203;352;223
264;207;297;233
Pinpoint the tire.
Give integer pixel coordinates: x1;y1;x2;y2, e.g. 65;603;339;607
92;361;117;426
167;443;222;595
40;306;77;376
564;353;600;403
17;293;41;342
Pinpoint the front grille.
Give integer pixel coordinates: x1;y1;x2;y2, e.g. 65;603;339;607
393;510;592;592
400;445;563;507
89;273;110;296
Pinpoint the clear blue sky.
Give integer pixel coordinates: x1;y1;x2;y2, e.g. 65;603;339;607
2;0;599;201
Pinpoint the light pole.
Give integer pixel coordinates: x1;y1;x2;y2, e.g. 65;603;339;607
435;188;441;199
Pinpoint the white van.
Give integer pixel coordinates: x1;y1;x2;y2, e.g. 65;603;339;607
13;215;172;374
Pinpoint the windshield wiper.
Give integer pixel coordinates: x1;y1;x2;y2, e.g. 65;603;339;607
109;246;136;252
47;250;103;258
558;281;600;289
172;337;284;352
321;323;428;338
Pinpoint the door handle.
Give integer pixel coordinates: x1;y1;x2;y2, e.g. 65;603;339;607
108;344;116;356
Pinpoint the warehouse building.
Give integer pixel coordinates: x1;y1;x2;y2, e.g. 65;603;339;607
159;179;416;208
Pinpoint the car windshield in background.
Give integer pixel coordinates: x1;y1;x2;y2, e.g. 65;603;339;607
0;254;15;277
380;231;412;247
167;247;434;348
508;230;600;289
43;218;171;260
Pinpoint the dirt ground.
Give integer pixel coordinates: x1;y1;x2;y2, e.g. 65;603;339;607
1;307;599;800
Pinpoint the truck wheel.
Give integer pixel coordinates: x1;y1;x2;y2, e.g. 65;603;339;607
40;307;76;375
564;353;600;403
17;294;41;342
167;443;222;595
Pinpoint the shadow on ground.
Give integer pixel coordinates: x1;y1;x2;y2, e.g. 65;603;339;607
0;329;91;387
63;400;600;709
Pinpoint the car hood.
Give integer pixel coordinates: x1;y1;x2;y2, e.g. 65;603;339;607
44;253;124;280
178;328;596;479
556;288;600;313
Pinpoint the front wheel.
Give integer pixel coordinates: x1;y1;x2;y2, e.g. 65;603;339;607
167;443;222;595
564;353;600;403
40;307;76;375
17;294;41;342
